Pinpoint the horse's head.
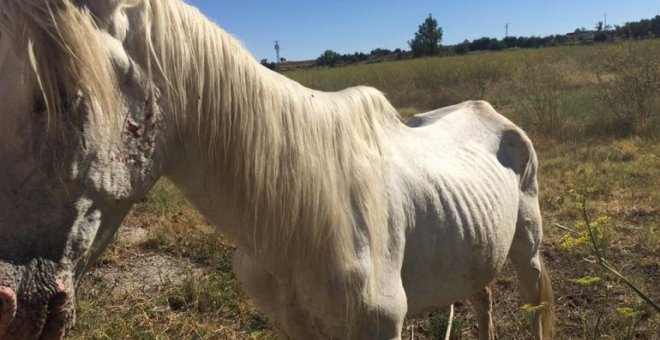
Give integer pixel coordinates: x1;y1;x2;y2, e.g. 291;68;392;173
0;1;166;337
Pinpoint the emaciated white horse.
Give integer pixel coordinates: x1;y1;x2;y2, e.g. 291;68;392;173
0;0;553;338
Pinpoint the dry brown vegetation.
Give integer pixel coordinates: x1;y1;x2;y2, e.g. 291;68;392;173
70;40;658;339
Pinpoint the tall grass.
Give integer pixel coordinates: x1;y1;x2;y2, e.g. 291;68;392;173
286;40;660;140
595;42;660;137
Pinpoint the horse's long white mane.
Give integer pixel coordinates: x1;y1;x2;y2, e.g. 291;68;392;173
5;0;402;278
145;0;401;274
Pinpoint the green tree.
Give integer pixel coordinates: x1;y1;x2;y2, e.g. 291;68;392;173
260;58;276;70
408;14;443;57
652;15;660;36
316;50;342;67
454;40;470;55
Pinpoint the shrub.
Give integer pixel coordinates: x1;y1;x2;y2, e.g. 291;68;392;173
596;42;660;137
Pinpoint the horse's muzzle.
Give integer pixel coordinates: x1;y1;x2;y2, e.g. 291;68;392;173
0;285;17;338
0;271;75;340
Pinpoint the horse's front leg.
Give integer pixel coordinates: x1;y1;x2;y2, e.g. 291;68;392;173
234;249;332;339
232;249;294;339
356;267;408;340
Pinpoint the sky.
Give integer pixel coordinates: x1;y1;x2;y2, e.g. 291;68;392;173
185;0;659;61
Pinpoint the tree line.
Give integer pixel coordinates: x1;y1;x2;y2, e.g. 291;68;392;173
259;14;660;69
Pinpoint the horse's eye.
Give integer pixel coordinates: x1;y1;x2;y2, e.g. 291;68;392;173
34;96;47;113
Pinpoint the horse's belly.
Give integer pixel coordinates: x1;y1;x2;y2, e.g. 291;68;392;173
402;234;508;315
400;182;518;316
402;251;505;316
391;132;522;316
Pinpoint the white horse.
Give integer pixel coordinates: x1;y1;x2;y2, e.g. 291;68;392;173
0;0;553;339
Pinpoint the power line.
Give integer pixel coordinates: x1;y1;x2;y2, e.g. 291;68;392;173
274;40;281;63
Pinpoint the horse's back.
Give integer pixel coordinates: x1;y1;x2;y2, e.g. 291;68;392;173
405;102;466;127
404;101;535;193
407;100;523;134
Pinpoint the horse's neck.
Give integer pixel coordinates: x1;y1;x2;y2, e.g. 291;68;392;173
163;146;244;240
151;12;306;246
153;3;400;271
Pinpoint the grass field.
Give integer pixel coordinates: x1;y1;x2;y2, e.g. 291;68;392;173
70;40;658;339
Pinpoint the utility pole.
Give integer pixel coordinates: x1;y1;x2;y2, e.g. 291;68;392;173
604;13;607;30
505;23;509;38
274;40;281;63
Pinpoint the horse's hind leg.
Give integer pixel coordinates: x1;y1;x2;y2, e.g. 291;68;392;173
468;287;495;340
509;199;555;339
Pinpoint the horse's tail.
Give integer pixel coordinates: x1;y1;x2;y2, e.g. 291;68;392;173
538;258;555;339
519;132;555;339
503;124;555;339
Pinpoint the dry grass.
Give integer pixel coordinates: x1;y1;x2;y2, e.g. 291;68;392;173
71;181;277;339
70;41;658;339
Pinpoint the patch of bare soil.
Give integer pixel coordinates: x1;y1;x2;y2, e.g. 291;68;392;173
83;227;205;297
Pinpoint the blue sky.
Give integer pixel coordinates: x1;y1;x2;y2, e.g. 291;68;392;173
185;0;659;61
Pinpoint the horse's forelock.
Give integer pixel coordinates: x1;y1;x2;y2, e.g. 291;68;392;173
2;0;121;142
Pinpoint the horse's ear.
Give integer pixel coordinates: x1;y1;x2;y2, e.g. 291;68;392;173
77;0;125;25
78;0;132;41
